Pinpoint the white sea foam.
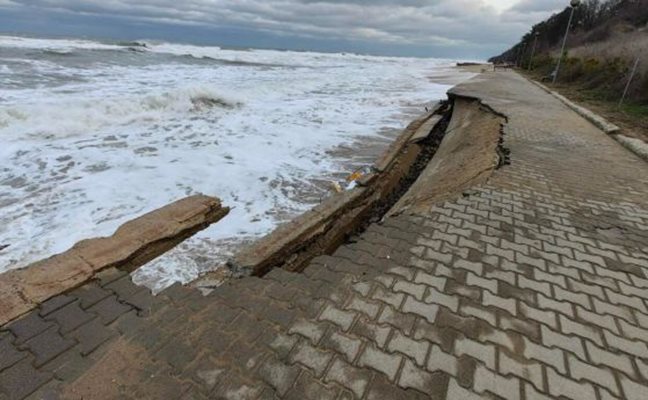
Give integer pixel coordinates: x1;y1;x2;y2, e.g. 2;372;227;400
0;34;476;292
0;85;241;138
0;35;125;52
147;43;366;67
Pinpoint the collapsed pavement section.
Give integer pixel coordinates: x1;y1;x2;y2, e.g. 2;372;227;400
0;195;228;326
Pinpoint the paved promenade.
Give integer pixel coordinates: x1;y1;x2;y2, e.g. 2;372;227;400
2;71;647;399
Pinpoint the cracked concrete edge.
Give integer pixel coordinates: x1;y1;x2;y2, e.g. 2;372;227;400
389;95;506;216
226;186;369;276
374;101;443;172
198;106;446;285
204;86;507;285
0;194;229;326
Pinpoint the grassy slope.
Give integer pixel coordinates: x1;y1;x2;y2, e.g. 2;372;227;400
495;1;648;142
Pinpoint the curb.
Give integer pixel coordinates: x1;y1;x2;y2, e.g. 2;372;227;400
528;79;620;134
527;78;648;162
613;134;648;161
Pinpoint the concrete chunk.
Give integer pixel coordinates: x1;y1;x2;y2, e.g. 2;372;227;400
0;195;227;326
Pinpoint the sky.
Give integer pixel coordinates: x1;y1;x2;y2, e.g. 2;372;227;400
0;0;569;59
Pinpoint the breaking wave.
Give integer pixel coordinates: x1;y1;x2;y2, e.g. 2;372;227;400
116;40;150;48
0;86;242;138
0;35;124;52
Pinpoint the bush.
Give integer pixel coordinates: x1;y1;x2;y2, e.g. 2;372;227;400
530;52;648;103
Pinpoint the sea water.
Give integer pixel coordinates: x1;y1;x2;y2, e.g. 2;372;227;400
0;34;474;292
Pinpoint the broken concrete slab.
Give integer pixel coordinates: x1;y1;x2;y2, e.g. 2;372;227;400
205;106;448;280
390;97;505;216
409;114;443;143
374;108;437;172
0;195;228;325
230;187;368;276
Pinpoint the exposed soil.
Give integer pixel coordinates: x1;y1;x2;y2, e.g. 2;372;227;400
353;101;453;230
286;101;454;271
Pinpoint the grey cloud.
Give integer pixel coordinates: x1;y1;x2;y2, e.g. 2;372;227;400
512;0;567;12
4;0;563;57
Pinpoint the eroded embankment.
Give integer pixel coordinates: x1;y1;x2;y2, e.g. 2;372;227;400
390;97;508;215
196;94;508;288
0;93;508;324
203;102;452;281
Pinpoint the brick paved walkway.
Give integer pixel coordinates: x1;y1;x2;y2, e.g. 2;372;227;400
1;71;647;399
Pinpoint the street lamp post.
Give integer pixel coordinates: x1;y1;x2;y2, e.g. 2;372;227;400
553;0;580;83
518;41;527;67
619;57;640;107
528;32;540;70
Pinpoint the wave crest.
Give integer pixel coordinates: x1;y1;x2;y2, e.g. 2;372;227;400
0;86;242;138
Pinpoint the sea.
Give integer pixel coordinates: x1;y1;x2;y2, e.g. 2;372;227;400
0;34;476;292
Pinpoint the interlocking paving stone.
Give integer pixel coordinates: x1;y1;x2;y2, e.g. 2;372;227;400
94;268;128;286
401;295;439;323
321;330;362;363
387;330;429;367
378;305;417;334
473;363;520;400
69;283;112;310
257;355;301;396
499;349;543;390
5;313;54;345
43;301;94;334
318;304;356;331
288;340;333;378
19;326;76;367
0;336;27;372
285;371;338;400
155;339;199;371
66;318;115;356
357;344;402;382
105;275;145;301
38;295;75;317
44;349;98;382
2;71;648;399
87;295;131;325
0;357;52;400
288;318;327;345
325;357;372;398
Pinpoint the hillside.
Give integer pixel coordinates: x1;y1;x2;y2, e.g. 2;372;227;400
490;0;648;103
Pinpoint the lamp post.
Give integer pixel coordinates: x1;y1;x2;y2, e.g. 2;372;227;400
528;31;540;70
518;41;527;68
553;0;580;83
619;57;640;107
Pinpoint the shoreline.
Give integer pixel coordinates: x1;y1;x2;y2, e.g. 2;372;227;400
0;62;475;297
0;62;493;324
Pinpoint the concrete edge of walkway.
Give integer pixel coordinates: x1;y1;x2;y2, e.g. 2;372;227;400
389;95;506;216
528;78;648;162
0;195;229;326
194;102;448;289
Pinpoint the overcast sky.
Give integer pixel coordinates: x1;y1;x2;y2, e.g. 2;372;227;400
0;0;569;58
